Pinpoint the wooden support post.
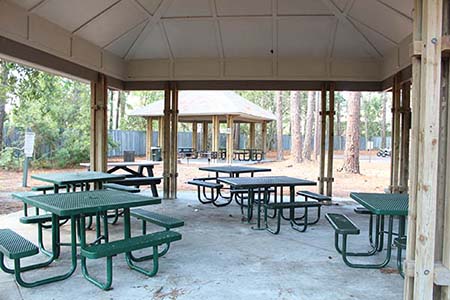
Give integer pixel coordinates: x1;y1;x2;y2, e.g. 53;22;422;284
390;74;401;193
319;84;327;194
404;1;421;298
146;117;153;160
400;82;411;193
202;121;209;151
326;82;335;196
90;73;108;172
226;115;234;164
192;121;198;151
249;123;256;149
261;121;267;159
170;83;178;199
158;117;164;149
404;0;444;299
163;86;171;199
212;116;220;156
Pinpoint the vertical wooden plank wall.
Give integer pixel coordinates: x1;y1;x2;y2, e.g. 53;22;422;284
90;73;108;172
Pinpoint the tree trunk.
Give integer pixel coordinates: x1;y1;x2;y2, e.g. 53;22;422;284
381;92;387;149
341;92;361;174
303;91;315;160
290;91;302;162
0;61;8;150
314;91;321;160
336;99;341;150
276;91;284;160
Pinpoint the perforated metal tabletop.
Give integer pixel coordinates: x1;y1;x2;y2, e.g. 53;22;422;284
218;176;316;188
199;165;271;175
13;190;161;217
350;192;409;216
31;171;125;186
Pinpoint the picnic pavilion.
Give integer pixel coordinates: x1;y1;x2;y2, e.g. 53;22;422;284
128;90;276;163
0;0;447;299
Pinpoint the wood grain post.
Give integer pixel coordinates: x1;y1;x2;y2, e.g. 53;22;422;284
390;74;401;193
146;117;153;160
90;73;108;172
326;82;335;196
400;82;411;193
170;83;178;199
261;121;267;159
202;121;209;152
212;116;220;158
163;85;171;199
192;121;198;151
226;115;234;164
158;117;164;149
319;83;327;194
249;123;256;149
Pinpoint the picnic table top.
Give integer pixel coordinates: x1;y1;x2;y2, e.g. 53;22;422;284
199;165;271;174
12;190;161;217
217;176;316;188
350;192;409;216
31;171;125;186
80;160;161;168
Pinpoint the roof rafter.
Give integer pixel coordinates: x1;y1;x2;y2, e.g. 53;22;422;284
28;0;48;12
124;0;174;60
271;0;278;77
210;0;224;75
72;0;122;34
375;0;413;22
321;0;383;58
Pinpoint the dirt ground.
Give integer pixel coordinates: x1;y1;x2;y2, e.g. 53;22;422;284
0;151;390;215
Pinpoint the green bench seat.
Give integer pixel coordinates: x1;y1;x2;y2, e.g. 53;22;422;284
20;214;52;224
188;179;223;204
265;201;321;210
80;230;182;290
0;229;38;259
103;183;140;193
296;191;331;202
131;209;184;229
325;213;360;235
81;231;181;259
188;179;222;189
110;177;162;197
31;185;54;193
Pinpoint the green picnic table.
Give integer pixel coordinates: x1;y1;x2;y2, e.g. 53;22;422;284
31;171;125;193
11;190;161;288
345;192;408;269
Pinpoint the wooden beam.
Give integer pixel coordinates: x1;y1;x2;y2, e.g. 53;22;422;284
326;82;335;196
249;123;256;149
163;87;171;199
170;83;178;199
412;0;443;298
146;117;153;160
192;121;198;151
399;82;411;193
90;74;108;173
202;121;209;151
319;84;327;195
261;121;267;159
226;115;234;164
158;117;164;148
212;116;220;162
390;74;401;193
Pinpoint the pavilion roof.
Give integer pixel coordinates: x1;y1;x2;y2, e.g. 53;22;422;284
128;91;276;122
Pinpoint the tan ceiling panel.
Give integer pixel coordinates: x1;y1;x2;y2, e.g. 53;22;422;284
105;22;147;58
33;0;116;32
220;19;272;58
0;1;28;39
278;17;334;58
331;0;349;11
164;20;218;58
351;18;396;55
6;0;42;10
332;22;373;59
164;0;211;17
348;0;412;43
76;0;147;48
132;25;169;59
137;0;163;15
278;0;332;15
377;0;413;18
215;0;271;16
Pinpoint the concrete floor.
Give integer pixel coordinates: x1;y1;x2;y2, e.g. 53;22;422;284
0;191;404;300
